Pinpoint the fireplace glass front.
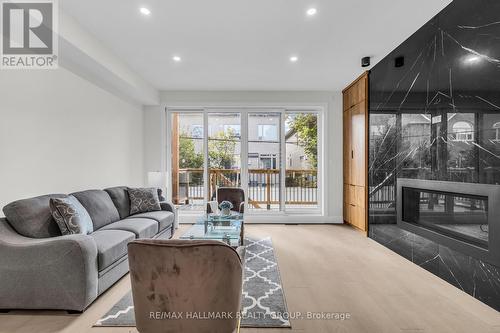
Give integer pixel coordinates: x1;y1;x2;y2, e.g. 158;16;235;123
402;187;488;249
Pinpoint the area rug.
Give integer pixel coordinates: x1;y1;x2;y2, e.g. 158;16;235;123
94;237;291;328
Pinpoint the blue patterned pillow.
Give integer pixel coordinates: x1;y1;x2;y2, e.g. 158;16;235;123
128;187;161;215
49;196;94;235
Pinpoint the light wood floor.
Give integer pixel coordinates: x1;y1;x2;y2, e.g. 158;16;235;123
1;224;499;333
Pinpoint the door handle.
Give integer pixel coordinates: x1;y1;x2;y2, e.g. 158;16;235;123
351;150;354;159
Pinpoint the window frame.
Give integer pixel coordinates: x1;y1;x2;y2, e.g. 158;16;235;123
165;106;325;220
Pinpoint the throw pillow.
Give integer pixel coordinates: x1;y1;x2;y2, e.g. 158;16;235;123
49;196;94;235
128;187;162;215
157;188;166;201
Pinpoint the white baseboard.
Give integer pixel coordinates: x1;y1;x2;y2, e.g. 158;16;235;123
179;214;343;224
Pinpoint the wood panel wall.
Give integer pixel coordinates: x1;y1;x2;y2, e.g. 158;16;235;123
342;72;368;233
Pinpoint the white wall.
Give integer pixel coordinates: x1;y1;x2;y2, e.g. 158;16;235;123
0;68;145;212
143;91;343;223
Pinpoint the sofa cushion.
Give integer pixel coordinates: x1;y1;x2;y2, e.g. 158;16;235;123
49;196;94;235
90;230;135;271
99;218;158;239
128;188;161;215
2;194;66;238
71;190;120;230
128;211;174;231
104;186;130;220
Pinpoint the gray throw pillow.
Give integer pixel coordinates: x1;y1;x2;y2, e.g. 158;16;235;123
49;196;94;235
128;187;161;215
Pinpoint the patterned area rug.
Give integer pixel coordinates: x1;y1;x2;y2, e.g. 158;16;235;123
94;237;290;328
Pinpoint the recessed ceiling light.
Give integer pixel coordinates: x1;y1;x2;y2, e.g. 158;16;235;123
306;8;317;16
290;56;299;63
139;7;151;16
172;56;182;62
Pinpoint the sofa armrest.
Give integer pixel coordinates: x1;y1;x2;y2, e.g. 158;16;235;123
160;201;174;213
0;219;98;311
160;201;177;227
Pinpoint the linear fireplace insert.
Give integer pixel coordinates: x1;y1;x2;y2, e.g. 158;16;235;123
397;179;500;266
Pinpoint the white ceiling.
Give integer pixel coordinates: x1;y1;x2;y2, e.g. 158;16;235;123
61;0;451;91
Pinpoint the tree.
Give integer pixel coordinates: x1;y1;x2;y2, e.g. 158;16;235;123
208;129;237;169
179;133;203;168
178;130;237;170
289;114;318;168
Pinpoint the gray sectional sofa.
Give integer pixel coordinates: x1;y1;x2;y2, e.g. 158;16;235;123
0;186;176;312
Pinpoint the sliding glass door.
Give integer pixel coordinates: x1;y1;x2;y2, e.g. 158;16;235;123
247;112;282;212
171;112;205;211
285;112;319;211
169;108;321;215
207;112;241;200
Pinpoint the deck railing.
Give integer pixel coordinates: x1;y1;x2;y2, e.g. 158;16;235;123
174;168;318;209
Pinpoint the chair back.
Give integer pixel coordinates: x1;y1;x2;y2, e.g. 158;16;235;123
128;239;242;333
217;187;245;213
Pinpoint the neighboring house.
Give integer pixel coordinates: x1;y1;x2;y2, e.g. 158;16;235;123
285;128;312;169
176;113;312;170
397;113;478;167
371;111;496;170
373;112;500;183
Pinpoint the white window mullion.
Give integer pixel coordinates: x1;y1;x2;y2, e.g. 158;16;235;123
165;107;172;202
240;110;249;211
203;111;209;204
317;110;324;216
280;109;286;212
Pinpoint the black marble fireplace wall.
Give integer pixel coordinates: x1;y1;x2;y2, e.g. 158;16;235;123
368;0;500;310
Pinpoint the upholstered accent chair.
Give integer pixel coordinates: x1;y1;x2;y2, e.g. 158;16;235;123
128;239;243;333
207;187;245;215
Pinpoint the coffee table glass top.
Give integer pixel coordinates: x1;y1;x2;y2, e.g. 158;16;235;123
180;214;243;247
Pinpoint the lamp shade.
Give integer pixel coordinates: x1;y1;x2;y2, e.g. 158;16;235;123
147;171;165;189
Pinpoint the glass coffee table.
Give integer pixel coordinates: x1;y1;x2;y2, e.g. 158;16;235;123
180;213;245;248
